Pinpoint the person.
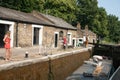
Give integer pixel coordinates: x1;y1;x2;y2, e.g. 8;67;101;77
3;31;11;61
63;36;67;50
85;36;88;47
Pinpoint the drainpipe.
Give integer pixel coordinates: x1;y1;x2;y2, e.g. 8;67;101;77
66;29;68;49
16;22;18;47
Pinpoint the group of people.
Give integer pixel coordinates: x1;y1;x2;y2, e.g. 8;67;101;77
62;35;89;49
3;31;11;61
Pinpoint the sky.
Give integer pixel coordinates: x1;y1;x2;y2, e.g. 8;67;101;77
97;0;120;20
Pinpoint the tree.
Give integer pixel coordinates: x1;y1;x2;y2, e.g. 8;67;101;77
93;7;108;38
107;15;120;43
33;0;45;12
0;0;34;12
76;0;98;29
43;0;77;24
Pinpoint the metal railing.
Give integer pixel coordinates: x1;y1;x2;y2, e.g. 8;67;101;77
109;66;120;80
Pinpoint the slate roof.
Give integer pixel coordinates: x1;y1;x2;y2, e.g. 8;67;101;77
41;14;77;30
0;7;76;30
0;7;56;26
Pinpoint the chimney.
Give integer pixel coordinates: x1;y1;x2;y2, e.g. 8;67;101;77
77;22;82;37
85;25;88;30
85;25;89;36
77;22;81;31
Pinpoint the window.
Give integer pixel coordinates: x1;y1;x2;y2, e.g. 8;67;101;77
32;24;43;46
33;28;40;45
67;33;72;45
59;31;63;40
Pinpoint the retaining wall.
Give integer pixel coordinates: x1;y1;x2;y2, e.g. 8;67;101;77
0;48;92;80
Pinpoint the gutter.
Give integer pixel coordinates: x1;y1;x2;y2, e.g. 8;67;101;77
0;17;77;30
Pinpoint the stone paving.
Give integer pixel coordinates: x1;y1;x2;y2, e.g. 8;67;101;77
0;46;43;64
0;46;88;65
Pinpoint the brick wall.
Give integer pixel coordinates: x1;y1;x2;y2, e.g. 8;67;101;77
0;48;91;80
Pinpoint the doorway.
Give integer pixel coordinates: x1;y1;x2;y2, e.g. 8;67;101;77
72;39;75;47
72;38;76;47
0;24;10;48
54;33;58;47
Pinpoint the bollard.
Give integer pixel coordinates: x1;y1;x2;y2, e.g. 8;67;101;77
25;51;29;58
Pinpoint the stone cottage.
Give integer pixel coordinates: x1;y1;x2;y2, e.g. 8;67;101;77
0;7;77;51
82;25;97;43
76;23;97;46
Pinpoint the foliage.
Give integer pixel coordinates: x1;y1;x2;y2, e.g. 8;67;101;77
0;0;34;12
76;0;109;39
76;0;98;28
43;0;77;23
94;7;108;38
107;15;120;43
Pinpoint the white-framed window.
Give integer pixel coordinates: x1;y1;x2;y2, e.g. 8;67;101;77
32;24;43;46
67;32;72;45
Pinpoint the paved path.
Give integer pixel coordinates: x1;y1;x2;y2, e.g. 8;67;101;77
0;46;88;64
0;46;45;64
0;46;40;57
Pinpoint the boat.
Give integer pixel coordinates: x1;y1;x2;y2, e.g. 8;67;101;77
66;55;113;80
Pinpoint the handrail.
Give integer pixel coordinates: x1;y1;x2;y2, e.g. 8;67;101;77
109;66;120;80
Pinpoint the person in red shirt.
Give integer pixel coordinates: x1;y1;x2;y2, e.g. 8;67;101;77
3;31;11;61
63;36;67;50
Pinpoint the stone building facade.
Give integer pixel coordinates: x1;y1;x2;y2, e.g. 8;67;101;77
82;25;97;43
42;26;77;50
0;7;96;51
13;23;33;47
0;7;77;51
76;23;97;45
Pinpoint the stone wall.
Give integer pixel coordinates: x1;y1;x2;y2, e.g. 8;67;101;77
43;26;77;49
0;48;92;80
13;23;32;47
13;23;77;49
89;35;96;43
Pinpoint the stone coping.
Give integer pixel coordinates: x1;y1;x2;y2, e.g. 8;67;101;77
0;47;92;71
